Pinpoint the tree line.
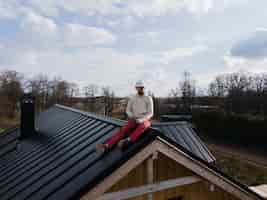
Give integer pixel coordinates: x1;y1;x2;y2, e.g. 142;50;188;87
169;71;267;116
208;72;267;115
1;69;267;120
0;70;115;118
168;71;267;148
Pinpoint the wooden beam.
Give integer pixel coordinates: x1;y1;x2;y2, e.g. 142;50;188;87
147;157;154;200
82;139;260;200
152;151;158;160
81;141;158;200
153;139;259;200
97;176;201;200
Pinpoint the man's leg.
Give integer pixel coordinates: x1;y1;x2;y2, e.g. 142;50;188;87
128;119;151;142
103;118;137;148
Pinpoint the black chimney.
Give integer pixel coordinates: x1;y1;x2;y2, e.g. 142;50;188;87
20;93;36;138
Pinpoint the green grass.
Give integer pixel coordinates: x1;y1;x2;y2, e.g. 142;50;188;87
214;152;267;186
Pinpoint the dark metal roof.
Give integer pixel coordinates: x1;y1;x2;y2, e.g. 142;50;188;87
0;104;217;200
152;121;215;163
0;127;19;158
160;114;192;122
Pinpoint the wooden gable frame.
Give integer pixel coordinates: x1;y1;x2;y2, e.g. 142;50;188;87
81;138;262;200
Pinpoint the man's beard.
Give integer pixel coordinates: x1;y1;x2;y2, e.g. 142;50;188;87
138;91;144;95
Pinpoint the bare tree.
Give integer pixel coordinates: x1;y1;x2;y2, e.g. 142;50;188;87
83;84;99;112
168;88;179;97
68;82;79;106
224;72;251;113
148;91;160;119
179;71;196;113
0;70;24;117
26;74;50;112
48;77;75;106
225;72;251;92
251;73;267;114
207;71;267;114
252;73;267;93
101;86;115;116
208;75;226;97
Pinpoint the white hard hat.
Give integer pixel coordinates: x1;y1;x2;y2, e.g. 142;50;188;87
135;80;145;88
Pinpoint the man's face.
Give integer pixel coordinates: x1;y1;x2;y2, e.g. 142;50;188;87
136;87;144;95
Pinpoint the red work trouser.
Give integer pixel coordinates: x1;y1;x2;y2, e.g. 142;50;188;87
105;118;151;148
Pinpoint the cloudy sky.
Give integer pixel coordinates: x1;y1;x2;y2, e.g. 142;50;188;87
1;0;267;97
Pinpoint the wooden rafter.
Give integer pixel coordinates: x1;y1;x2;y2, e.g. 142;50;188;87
81;141;158;200
80;139;260;200
153;139;259;200
97;176;200;200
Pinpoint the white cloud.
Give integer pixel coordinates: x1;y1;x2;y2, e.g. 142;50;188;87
62;24;116;47
224;54;246;68
224;29;267;73
16;12;60;50
131;31;161;46
59;0;121;16
10;0;243;19
0;44;148;96
157;45;208;64
256;27;267;32
134;31;159;39
17;12;116;49
26;0;61;17
0;0;261;97
21;12;58;36
0;0;22;19
224;54;267;73
138;67;174;96
121;0;215;17
229;29;267;59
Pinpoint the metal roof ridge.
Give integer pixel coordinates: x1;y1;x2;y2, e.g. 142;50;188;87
54;104;164;135
55;104;124;126
152;121;189;126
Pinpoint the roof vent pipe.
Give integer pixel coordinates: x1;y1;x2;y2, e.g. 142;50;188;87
20;93;36;139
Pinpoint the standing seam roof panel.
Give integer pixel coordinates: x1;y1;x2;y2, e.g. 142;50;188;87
0;117;90;176
169;125;194;152
1;123;116;200
152;122;215;163
176;125;206;161
8;125;115;200
0;116;84;167
0;119;98;186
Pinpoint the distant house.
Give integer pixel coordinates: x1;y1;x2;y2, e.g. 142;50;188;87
0;97;264;199
190;104;220;112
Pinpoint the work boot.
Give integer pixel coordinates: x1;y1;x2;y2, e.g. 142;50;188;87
96;143;108;153
117;138;132;150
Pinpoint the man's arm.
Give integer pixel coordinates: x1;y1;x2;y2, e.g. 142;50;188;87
136;96;154;123
126;97;134;118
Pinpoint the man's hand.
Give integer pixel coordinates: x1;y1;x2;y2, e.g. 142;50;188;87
128;117;142;124
135;118;143;124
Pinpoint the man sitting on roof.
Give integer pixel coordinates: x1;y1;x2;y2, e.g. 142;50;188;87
96;80;154;152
